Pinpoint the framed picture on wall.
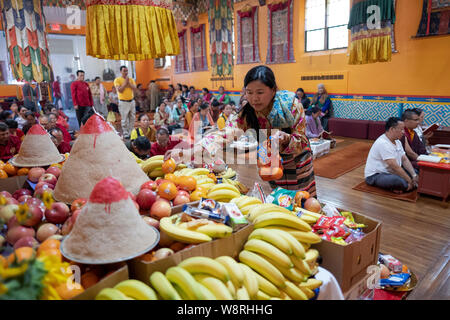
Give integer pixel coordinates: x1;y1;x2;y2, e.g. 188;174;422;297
154;58;165;69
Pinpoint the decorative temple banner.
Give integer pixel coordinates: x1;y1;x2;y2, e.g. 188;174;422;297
348;0;396;65
266;0;295;64
85;0;180;61
416;0;450;37
236;5;260;64
43;0;86;9
190;24;208;72
208;0;234;77
175;29;189;73
0;0;53;82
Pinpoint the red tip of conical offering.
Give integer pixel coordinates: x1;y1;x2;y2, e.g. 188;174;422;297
28;124;48;135
80;114;112;134
89;177;130;204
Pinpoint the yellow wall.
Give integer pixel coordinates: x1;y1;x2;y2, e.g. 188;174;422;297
136;0;450;97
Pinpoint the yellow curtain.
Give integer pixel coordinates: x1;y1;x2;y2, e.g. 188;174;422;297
86;1;180;61
348;35;392;65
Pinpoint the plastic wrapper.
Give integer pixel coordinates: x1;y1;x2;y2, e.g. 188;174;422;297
183;203;226;223
379;254;403;273
379;273;411;287
321;203;341;217
344;228;366;244
265;187;296;211
220;203;248;231
249;182;267;203
198;198;220;213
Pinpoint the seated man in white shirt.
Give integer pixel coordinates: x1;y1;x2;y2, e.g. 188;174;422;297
364;117;418;193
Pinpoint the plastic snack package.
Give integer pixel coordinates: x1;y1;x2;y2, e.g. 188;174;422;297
249;182;267;203
265;187;296;211
221;203;248;231
322;203;341;217
183;203;226;223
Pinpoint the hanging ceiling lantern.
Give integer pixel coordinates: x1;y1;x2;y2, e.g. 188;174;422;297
85;0;180;61
0;0;52;82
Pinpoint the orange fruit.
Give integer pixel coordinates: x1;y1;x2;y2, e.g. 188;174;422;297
3;163;17;176
0;255;8;268
296;191;310;200
177;176;197;192
190;190;206;201
50;163;63;169
162;158;176;174
55;282;84;300
0;169;8;179
16;168;30;176
207;173;217;183
81;271;99;289
195;185;209;193
271;167;284;180
164;173;177;184
37;239;61;256
0;161;4;170
37;248;62;261
7;247;35;265
139;253;155;262
157;181;178;200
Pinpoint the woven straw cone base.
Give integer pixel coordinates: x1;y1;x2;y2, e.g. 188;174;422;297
11;133;65;167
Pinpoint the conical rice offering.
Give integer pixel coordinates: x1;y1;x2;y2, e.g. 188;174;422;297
10;124;64;167
53;114;149;203
61;177;159;263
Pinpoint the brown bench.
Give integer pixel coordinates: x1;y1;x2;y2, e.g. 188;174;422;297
328;118;370;139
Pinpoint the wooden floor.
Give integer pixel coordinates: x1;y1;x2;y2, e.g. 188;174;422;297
229;137;450;300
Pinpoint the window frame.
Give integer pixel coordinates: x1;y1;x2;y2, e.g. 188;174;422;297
304;0;349;53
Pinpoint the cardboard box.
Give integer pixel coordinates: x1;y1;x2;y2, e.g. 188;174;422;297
0;176;28;194
72;264;129;300
312;211;382;293
128;224;254;284
343;272;374;300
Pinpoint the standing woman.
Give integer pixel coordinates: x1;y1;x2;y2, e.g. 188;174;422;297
90;77;107;118
236;65;316;196
311;84;333;131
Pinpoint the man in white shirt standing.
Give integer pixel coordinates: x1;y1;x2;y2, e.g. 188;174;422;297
364;117;418;193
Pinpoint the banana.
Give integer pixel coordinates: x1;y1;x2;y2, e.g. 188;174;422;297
190;168;211;176
114;279;157;300
178;257;229;283
142;159;164;173
305;249;320;269
253;212;312;232
95;288;129;300
247;203;293;221
238;196;262;208
196;282;217;300
279;291;292;300
296;207;323;219
261;255;305;283
244;239;293;269
251;269;281;297
196;177;215;185
290;255;312;276
230;196;245;206
256;290;271;300
298;286;315;299
266;228;305;259
226;280;237;299
236;286;250;300
233;180;249;194
149;271;182;300
149;168;164;178
215;256;245;288
172;283;191;300
206;189;241;202
193;274;234;300
195;223;233;238
301;242;311;252
280;228;322;244
299;278;322;290
175;163;187;170
270;297;282;300
283;281;308;300
240;204;260;216
165;267;203;300
207;183;241;195
299;214;318;225
238;263;259;299
238;250;286;288
248;229;292;256
160;216;212;244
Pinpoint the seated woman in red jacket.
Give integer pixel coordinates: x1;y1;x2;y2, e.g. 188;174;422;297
150;127;182;157
49;127;72;154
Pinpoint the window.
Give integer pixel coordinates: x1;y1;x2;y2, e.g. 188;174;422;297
305;0;350;52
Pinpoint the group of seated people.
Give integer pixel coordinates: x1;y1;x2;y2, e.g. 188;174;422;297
364;108;432;193
0;100;74;162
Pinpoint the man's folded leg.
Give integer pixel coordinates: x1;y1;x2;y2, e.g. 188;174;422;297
365;173;409;192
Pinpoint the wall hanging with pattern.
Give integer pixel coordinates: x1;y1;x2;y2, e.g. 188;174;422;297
0;0;53;82
266;0;295;64
190;24;208;72
347;0;396;65
236;5;260;64
85;0;179;61
208;0;234;77
175;29;189;73
416;0;450;37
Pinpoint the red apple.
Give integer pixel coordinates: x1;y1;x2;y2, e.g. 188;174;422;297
140;180;157;191
45;166;61;178
13;236;39;250
176;190;190;198
34;188;54;201
12;188;32;200
28;167;46;183
61;217;74;236
150;199;172;219
0;191;12;198
19;204;44;227
36;223;59;242
7;215;20;229
18;195;33;203
26;197;45;209
35;181;55;191
0;204;18;224
71;198;87;212
45;202;70;224
5;197;19;205
6;226;35;245
71;209;81;223
173;194;190;206
136;189;157;210
155;179;169;187
38;173;58;186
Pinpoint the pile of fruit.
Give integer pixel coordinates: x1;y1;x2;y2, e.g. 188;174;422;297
0;154;69;180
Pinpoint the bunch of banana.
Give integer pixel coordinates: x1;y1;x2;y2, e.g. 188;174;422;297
230;195;263;215
205;183;241;202
96;280;157;300
159;214;213;244
245;203;295;222
140;155;165;178
295;207;324;225
217;167;236;179
222;177;249;194
237;227;322;300
178;218;233;239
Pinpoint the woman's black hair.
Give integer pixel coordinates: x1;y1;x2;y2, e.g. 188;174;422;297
138;113;149;121
310;106;320;114
241;65;277;134
202;88;209;93
199;103;209;110
0;110;12;121
95;76;101;81
5;119;18;129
